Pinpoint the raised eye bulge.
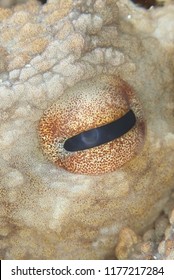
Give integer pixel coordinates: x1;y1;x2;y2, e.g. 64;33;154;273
38;75;145;175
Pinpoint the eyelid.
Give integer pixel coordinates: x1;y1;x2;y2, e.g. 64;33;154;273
64;109;136;152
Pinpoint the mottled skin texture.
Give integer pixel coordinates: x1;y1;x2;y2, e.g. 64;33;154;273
115;192;174;259
0;0;174;259
38;75;145;174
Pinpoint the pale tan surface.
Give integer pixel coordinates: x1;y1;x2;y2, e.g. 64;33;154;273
115;191;174;259
0;0;27;8
0;0;174;259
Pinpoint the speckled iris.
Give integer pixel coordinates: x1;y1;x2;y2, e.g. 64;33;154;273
38;75;146;175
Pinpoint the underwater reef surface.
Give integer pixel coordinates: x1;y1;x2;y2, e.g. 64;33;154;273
0;0;174;259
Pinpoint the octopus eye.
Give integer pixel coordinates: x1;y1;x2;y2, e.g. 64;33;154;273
38;75;146;175
64;110;136;152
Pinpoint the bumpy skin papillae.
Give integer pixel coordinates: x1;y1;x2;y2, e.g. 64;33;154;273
0;0;174;259
38;75;145;174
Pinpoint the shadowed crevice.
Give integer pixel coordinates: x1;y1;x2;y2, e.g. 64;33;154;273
130;0;164;9
38;0;47;4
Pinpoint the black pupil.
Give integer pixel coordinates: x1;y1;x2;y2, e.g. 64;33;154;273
64;109;136;152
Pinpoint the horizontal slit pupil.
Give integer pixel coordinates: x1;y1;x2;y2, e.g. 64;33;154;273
64;109;136;152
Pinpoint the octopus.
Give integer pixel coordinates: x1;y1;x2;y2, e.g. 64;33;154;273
0;0;174;260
